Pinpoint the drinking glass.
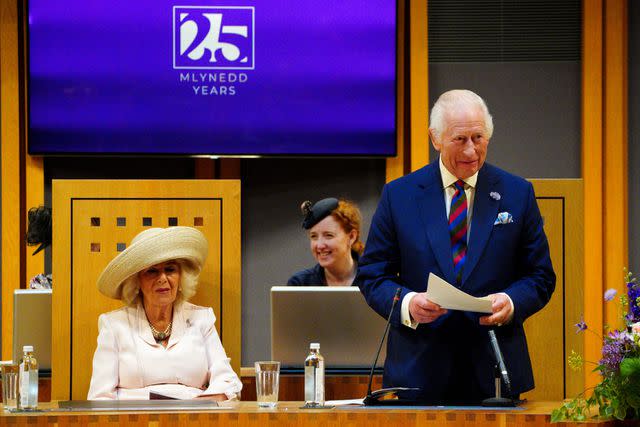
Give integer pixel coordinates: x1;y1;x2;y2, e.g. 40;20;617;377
1;363;19;411
255;361;280;408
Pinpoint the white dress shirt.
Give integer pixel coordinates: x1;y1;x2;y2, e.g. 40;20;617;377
87;301;242;400
400;157;513;328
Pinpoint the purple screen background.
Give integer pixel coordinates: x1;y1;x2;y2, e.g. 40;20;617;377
28;0;396;156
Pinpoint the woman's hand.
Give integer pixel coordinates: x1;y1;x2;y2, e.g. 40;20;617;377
195;393;228;401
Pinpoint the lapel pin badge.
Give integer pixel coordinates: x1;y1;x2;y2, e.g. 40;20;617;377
489;191;501;201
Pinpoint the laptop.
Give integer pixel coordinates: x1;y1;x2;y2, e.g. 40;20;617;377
13;289;52;372
270;286;387;369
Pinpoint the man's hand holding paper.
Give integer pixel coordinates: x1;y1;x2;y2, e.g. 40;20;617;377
423;273;492;313
408;293;448;324
479;293;514;327
414;273;513;327
407;274;515;326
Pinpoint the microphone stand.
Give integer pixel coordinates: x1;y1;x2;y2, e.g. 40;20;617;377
482;330;516;407
363;287;419;406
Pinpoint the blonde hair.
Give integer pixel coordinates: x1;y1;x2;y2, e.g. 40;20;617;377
331;199;365;256
121;258;199;306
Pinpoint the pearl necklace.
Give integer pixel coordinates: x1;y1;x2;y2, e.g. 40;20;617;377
149;321;172;342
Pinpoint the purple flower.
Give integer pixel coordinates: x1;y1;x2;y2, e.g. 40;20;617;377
604;288;617;302
627;281;640;323
599;331;634;374
574;318;587;333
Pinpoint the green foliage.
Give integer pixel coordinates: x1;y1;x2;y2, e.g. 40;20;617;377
553;271;640;422
620;357;640;379
551;396;592;422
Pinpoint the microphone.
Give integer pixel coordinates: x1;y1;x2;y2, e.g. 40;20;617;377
363;287;419;406
488;330;512;394
482;329;516;407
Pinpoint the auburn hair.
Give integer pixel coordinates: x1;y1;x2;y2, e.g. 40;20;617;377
331;199;364;256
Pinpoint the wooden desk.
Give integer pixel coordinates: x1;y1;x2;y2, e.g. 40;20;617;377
240;373;382;401
0;401;618;426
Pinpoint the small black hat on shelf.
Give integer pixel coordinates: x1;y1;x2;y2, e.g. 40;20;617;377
26;206;52;255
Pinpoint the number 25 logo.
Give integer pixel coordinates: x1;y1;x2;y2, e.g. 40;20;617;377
174;7;254;70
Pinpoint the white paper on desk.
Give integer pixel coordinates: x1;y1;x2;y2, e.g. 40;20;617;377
425;273;493;313
325;398;364;406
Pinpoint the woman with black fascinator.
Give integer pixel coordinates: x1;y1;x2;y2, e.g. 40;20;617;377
288;198;364;286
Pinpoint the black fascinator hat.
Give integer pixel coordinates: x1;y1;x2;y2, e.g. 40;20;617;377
26;206;52;255
301;198;339;229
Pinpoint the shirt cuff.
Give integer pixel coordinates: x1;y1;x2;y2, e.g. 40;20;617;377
400;292;419;329
497;292;515;322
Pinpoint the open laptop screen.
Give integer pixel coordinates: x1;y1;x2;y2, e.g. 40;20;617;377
270;286;386;369
13;289;52;372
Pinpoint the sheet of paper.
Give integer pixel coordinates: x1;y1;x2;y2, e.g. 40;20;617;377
325;398;364;406
425;273;493;313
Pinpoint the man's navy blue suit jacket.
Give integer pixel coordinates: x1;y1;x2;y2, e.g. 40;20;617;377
358;160;555;401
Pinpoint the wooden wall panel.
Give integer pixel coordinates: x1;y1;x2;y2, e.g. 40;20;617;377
52;180;241;400
582;0;604;391
69;199;223;398
24;157;45;282
1;0;22;360
22;0;45;284
603;0;628;330
525;180;583;400
522;198;564;401
409;0;429;172
1;0;45;360
582;0;628;391
386;0;430;183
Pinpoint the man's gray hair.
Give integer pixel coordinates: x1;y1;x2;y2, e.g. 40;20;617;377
429;89;494;140
121;258;199;306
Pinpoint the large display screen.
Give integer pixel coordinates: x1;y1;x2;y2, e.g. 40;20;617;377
27;1;397;156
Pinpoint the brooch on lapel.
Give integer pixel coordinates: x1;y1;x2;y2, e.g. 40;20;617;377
489;191;501;201
494;212;514;225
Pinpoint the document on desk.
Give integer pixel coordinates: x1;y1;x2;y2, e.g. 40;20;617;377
425;273;492;313
325;398;364;406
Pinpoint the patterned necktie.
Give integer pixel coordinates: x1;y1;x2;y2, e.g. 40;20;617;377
449;180;468;285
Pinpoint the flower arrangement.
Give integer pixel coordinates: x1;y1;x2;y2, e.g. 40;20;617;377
552;271;640;422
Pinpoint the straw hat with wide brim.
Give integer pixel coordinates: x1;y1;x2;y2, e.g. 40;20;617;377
97;226;208;300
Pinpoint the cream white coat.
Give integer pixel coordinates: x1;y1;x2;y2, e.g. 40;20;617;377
87;301;242;400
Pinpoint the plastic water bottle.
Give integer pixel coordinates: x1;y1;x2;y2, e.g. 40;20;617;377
304;342;325;407
18;345;38;410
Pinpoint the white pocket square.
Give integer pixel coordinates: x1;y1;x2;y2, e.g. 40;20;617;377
494;212;513;225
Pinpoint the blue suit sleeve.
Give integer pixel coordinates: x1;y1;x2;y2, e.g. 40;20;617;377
503;182;556;322
358;184;412;326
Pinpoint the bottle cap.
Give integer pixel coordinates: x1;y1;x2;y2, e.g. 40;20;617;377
23;345;33;352
310;343;320;350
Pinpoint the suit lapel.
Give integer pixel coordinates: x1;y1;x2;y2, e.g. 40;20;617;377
416;163;456;284
461;165;500;287
167;302;186;348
